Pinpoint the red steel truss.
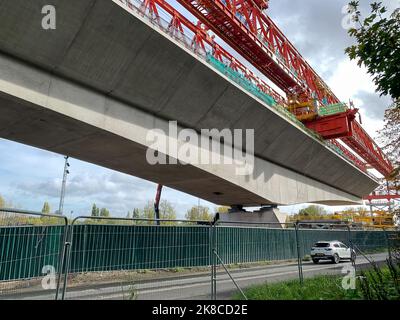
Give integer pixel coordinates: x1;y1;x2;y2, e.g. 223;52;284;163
341;120;393;176
123;0;285;104
175;0;339;105
173;0;393;177
329;139;367;172
364;179;400;205
306;111;393;176
119;0;393;177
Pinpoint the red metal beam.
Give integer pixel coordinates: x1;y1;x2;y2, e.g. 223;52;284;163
305;109;393;176
122;0;285;104
364;194;400;201
341;120;393;177
174;0;339;105
120;0;393;177
173;0;393;176
306;110;357;140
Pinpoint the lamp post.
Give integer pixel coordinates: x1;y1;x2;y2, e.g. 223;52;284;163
58;156;70;215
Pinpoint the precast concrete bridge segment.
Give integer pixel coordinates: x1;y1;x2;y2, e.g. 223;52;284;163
0;0;378;205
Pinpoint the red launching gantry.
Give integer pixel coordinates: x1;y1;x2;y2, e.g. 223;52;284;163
120;0;394;185
174;0;393;177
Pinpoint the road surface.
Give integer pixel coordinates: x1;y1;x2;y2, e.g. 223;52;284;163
1;252;388;300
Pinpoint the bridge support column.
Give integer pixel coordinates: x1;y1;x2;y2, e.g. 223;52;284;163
220;206;287;228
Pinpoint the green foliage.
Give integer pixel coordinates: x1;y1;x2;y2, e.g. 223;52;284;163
216;206;230;214
41;201;51;214
158;200;177;222
0;194;5;208
142;201;155;220
127;283;138;300
346;2;400;173
100;208;110;217
185;205;212;221
298;205;327;217
237;248;400;300
91;204;100;217
379;102;400;171
89;203;111;220
235;275;360;300
0;214;64;226
132;208;140;219
358;260;400;300
142;200;177;224
346;2;400;99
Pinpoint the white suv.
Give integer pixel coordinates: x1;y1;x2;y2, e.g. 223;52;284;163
310;241;356;264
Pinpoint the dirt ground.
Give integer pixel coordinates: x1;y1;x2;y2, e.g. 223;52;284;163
0;258;298;293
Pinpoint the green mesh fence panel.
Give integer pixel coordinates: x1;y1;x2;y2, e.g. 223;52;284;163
296;229;350;259
215;227;298;263
67;224;211;273
0;225;65;281
351;229;388;253
0;224;392;280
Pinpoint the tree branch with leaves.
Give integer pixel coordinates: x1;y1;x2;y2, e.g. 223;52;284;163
346;1;400;176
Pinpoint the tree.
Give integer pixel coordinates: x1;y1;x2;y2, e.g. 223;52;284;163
379;102;400;173
41;201;51;214
100;208;110;217
91;204;99;217
142;201;155;220
185;205;213;221
142;200;176;223
159;200;176;221
132;208;140;219
346;2;400;99
346;2;400;174
0;194;5;208
298;205;327;217
216;206;230;214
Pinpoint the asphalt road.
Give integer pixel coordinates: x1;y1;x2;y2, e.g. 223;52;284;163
1;252;388;300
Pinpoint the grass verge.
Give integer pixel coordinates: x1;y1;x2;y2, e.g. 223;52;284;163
233;275;362;300
234;265;400;300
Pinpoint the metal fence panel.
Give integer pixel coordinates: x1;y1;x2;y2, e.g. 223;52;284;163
67;224;210;272
0;209;68;300
0;211;396;300
216;226;298;264
63;217;213;300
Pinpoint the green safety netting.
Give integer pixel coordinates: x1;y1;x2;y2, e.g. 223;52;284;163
206;54;276;107
205;54;361;166
319;103;348;116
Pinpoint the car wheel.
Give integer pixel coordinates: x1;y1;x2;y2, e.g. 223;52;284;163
332;253;340;264
312;259;319;264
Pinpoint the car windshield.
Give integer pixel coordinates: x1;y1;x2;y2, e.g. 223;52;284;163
314;242;330;248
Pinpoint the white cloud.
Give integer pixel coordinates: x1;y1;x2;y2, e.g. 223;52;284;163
327;59;377;101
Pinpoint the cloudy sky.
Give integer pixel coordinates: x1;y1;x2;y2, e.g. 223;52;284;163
0;0;398;218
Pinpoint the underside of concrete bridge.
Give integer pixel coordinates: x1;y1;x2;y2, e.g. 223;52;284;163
0;0;378;206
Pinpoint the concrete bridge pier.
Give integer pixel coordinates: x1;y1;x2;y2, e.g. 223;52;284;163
219;206;288;228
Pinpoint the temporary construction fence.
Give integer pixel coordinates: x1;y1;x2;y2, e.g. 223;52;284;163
62;215;213;300
0;208;68;300
0;208;398;300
